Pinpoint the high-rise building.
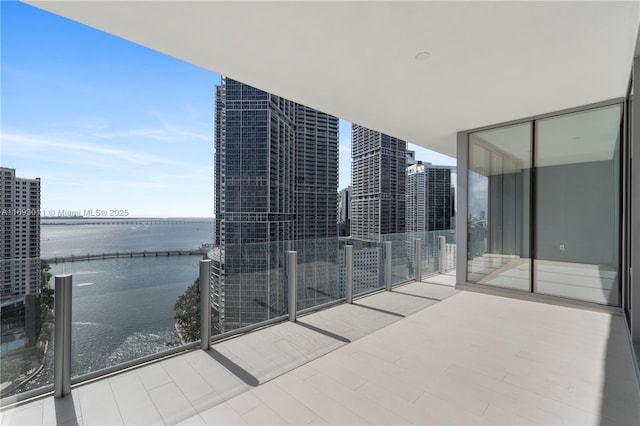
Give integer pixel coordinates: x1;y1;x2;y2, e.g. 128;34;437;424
351;125;407;239
212;78;338;332
293;103;340;312
0;167;41;305
406;162;454;232
337;186;351;236
406;150;417;166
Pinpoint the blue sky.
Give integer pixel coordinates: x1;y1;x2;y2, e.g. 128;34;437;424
1;1;454;218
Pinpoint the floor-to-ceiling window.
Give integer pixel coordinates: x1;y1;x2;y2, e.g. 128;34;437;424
534;104;622;305
466;103;623;306
467;123;531;291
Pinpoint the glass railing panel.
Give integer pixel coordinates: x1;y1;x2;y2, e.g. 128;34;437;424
1;258;55;399
291;237;342;311
348;239;384;296
380;233;414;285
41;218;212;380
210;240;287;334
416;230;455;280
416;231;434;279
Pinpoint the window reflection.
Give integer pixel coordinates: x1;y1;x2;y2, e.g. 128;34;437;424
466;103;623;306
467;123;531;291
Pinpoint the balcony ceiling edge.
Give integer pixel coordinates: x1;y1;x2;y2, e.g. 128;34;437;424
23;1;640;158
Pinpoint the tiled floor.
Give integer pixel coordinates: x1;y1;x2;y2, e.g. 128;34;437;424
2;272;639;425
468;254;619;305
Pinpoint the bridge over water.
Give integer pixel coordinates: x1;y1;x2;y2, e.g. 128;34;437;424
44;249;206;264
41;220;212;226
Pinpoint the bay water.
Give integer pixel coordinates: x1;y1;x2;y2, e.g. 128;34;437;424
29;219;213;389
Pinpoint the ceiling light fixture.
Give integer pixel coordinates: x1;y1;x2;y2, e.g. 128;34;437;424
415;51;431;61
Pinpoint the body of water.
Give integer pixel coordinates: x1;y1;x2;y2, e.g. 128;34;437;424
20;218;214;392
51;255;202;376
41;218;213;258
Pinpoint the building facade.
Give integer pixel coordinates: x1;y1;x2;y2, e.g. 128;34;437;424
0;167;41;305
212;78;338;332
351;125;407;240
406;162;454;233
293;103;340;312
337;186;351;236
406;150;417;166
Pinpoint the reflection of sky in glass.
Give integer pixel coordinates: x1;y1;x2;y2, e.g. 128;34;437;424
468;170;487;219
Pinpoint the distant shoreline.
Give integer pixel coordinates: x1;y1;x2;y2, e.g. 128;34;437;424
41;218;214;226
41;217;214;220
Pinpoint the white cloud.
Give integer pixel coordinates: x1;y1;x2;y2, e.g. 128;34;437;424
2;132;182;166
91;126;210;142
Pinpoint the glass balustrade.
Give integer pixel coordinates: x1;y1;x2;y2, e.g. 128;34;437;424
380;233;414;285
1;258;55;399
2;230;455;403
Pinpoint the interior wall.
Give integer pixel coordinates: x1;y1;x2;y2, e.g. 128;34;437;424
536;160;618;266
463;100;624;305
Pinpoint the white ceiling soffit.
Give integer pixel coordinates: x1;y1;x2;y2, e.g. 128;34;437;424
24;1;640;158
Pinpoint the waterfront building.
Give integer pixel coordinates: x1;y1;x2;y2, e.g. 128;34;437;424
351;125;407;240
0;167;40;344
212;78;338;332
0;168;41;304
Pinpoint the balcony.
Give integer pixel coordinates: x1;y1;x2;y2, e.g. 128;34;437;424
2;2;640;424
1;270;638;425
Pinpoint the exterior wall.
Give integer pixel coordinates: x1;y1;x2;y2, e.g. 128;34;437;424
213;78;295;331
351;125;406;239
406;163;453;233
0;167;41;305
338;186;351;236
213;78;339;332
338;186;351;223
294;104;340;311
406;165;426;232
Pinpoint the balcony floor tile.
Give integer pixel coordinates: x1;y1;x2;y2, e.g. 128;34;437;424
198;402;247;425
75;380;123;426
2;276;639;425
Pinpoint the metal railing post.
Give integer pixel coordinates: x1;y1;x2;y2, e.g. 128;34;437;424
287;251;297;322
385;241;392;291
199;259;212;350
345;245;353;303
439;236;447;273
415;239;422;281
54;274;72;398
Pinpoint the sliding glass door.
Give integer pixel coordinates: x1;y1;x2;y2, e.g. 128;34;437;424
467;123;531;291
534;104;622;305
467;103;623;306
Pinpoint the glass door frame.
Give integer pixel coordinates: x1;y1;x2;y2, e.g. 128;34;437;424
457;97;626;310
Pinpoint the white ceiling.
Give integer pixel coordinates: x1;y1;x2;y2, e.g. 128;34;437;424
469;103;623;174
25;1;640;158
